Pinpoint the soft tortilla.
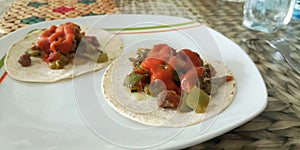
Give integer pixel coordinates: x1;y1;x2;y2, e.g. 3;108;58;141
102;50;237;127
5;28;123;82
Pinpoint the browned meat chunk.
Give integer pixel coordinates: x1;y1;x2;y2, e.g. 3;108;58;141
131;76;150;93
18;54;31;67
157;90;180;109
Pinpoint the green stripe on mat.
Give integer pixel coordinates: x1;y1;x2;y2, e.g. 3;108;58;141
0;55;5;69
103;21;197;31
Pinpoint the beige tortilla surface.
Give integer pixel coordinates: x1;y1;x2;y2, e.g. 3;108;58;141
102;50;237;127
5;28;123;82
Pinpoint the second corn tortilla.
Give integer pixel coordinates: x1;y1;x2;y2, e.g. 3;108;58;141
5;28;123;82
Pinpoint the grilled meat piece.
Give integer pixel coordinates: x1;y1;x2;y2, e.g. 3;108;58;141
18;54;31;67
157;90;180;109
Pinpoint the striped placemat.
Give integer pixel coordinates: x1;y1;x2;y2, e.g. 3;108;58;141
1;0;300;149
0;0;117;34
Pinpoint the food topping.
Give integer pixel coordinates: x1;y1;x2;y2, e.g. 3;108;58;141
18;54;31;67
124;44;234;113
141;57;179;93
180;67;205;92
158;90;180;109
37;23;80;55
18;22;108;69
184;86;210;113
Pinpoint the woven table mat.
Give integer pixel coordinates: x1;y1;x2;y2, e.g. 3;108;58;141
0;0;117;34
115;0;210;26
1;0;300;149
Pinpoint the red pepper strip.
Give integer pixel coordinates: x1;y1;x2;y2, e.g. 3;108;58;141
151;68;179;93
147;44;175;61
180;49;203;67
141;57;180;93
48;32;64;43
180;67;205;92
141;58;164;73
39;29;53;38
225;75;234;82
47;52;61;62
43;55;50;64
134;69;146;75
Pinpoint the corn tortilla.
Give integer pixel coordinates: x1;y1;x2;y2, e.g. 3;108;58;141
5;28;123;82
102;50;236;127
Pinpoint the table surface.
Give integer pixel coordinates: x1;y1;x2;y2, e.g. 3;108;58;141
1;0;300;149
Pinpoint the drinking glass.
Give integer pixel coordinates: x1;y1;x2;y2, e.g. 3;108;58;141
242;0;296;33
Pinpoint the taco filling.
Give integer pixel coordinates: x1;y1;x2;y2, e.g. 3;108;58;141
102;43;236;127
5;22;123;82
18;22;108;69
123;44;234;113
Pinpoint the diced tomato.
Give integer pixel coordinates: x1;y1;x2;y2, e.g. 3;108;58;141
147;44;175;61
36;38;50;53
47;52;61;62
151;69;179;93
140;57;180;93
177;49;203;72
48;32;65;42
166;56;177;71
134;69;146;75
225;75;234;82
141;58;164;73
180;67;205;92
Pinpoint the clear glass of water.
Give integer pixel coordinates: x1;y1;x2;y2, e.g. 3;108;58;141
242;0;296;33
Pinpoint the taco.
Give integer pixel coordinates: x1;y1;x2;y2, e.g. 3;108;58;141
5;22;123;82
102;44;236;127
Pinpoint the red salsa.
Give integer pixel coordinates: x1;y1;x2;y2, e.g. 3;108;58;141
18;22;108;69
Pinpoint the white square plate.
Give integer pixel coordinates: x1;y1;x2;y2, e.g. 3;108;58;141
0;14;267;149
